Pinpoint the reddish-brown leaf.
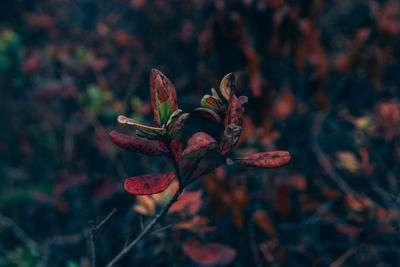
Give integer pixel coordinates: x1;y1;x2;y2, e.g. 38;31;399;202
172;112;190;139
224;95;243;128
171;139;183;161
336;224;363;237
169;190;202;215
109;131;164;156
182;239;221;265
150;69;178;125
124;172;175;195
182;132;218;158
233;151;291;168
253;210;278;237
193;107;221;123
204;243;236;266
150;69;160;124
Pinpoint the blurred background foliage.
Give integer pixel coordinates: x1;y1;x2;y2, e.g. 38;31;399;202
0;0;400;266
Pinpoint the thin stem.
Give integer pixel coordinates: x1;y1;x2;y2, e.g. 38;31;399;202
94;208;117;231
184;158;201;183
167;141;183;186
89;208;117;267
89;222;96;267
105;186;184;267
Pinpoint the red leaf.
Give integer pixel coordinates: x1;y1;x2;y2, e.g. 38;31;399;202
169;190;202;215
124;172;175;195
109;131;164;156
224;95;243;128
193;107;221;123
150;69;178;125
172;112;190;139
336;224;363;237
182;239;221;265
233;151;291;168
204;243;236;266
171;139;183;161
182;132;218;158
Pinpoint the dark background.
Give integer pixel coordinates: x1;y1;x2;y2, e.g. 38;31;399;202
1;0;400;266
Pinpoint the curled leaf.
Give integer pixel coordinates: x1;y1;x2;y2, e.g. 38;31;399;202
201;94;225;113
182;132;218;159
193;107;221;123
109;131;164;156
233;151;291;168
117;115;166;139
124;172;175;195
220;124;242;155
166;109;183;136
219;73;236;101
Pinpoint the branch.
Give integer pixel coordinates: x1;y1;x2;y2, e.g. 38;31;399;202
105;186;184;267
89;208;117;267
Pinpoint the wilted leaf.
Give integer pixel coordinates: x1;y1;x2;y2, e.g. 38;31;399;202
182;132;218;158
219;73;236;101
109;130;164;156
124;172;175;195
233;151;291;168
193;107;221;123
182;239;221;265
117;115;166;139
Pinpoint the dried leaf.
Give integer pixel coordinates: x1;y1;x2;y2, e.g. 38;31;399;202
219;73;236;101
124;172;175;195
182;132;218;159
109;131;164;156
117;115;166;139
233;151;291;168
